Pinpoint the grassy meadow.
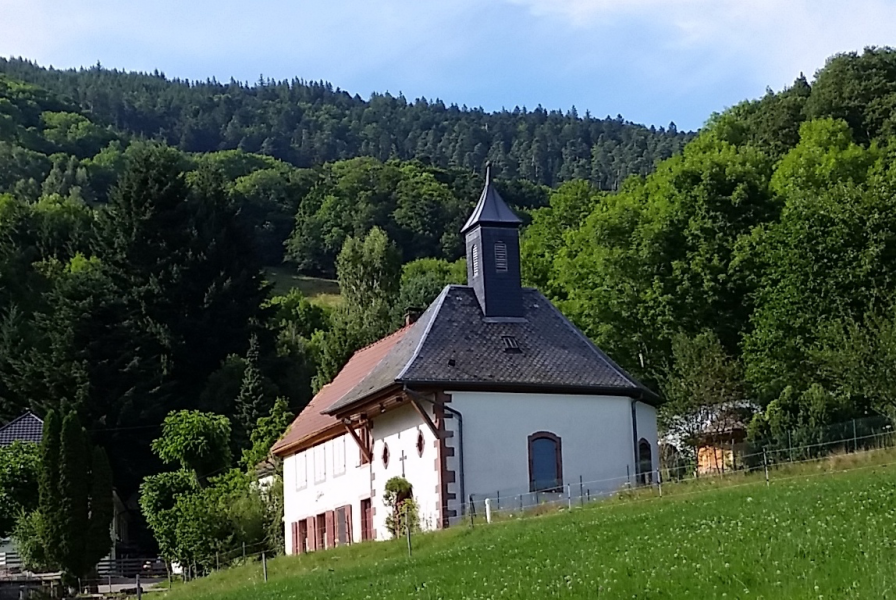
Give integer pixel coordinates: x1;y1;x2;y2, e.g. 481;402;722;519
265;266;341;306
163;452;896;599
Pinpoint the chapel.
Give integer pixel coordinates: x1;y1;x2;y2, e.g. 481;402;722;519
272;167;659;553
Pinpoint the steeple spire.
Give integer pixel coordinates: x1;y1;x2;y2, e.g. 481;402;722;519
461;162;522;234
463;163;524;318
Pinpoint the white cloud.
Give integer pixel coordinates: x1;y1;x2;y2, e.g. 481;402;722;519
508;0;896;88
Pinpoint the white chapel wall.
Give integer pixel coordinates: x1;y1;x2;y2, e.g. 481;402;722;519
448;391;653;505
369;403;440;538
282;433;371;554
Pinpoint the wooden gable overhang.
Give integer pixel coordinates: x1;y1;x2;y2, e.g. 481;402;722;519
329;384;446;448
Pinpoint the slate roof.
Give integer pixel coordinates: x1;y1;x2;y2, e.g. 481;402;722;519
461;165;522;233
0;411;44;447
324;285;658;415
271;326;412;456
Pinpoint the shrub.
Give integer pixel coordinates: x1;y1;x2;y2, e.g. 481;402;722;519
383;476;419;538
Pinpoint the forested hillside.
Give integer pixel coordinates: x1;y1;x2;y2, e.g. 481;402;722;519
5;46;896;560
523;47;896;450
0;57;690;190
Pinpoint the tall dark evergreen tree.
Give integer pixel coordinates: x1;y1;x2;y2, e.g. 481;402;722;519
85;446;114;568
37;409;62;569
58;410;90;581
235;334;267;449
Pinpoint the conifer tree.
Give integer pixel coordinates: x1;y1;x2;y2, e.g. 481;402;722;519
235;334;266;449
37;409;62;569
58;410;89;580
85;446;114;568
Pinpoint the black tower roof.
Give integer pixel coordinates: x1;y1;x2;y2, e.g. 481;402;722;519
461;164;522;234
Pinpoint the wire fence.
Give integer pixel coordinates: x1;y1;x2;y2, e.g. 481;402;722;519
453;414;896;528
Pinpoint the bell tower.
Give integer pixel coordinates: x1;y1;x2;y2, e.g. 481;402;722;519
462;164;524;318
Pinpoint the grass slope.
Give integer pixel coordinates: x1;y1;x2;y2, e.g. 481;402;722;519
166;456;896;599
265;266;341;306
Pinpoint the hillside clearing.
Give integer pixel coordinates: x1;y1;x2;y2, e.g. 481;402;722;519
164;456;896;599
265;267;341;306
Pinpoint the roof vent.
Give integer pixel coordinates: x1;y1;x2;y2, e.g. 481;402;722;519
502;335;522;354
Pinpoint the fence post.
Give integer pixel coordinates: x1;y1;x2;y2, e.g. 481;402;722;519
108;574;112;594
626;464;631;486
485;498;492;524
657;469;662;497
586;489;590;502
405;504;413;557
853;419;858;453
216;551;219;571
731;439;736;471
468;495;475;528
136;573;142;600
496;490;500;512
567;483;572;510
262;551;268;582
518;494;523;513
788;431;793;462
242;542;246;559
763;449;769;487
579;475;584;506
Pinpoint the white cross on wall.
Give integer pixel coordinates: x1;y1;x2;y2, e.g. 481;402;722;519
398;449;408;477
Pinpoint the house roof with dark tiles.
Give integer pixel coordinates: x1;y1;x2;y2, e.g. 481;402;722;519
324;285;658;416
0;411;44;447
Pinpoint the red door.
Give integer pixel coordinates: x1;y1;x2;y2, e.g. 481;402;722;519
298;520;308;554
360;498;373;541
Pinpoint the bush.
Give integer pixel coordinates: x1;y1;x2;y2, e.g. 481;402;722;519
383;477;419;538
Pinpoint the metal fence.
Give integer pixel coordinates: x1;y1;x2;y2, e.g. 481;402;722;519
452;415;896;528
0;557;169;599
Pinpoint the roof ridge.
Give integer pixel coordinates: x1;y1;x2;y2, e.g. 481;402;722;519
0;410;42;432
396;285;451;381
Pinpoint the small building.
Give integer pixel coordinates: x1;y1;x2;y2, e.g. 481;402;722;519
695;404;756;475
273;168;660;554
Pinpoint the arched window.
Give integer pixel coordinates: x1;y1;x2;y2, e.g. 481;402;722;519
638;438;653;485
528;432;562;492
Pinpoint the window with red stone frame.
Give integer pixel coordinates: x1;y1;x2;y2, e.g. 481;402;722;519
528;431;563;493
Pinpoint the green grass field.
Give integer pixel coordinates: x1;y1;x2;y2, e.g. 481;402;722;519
265;266;341;307
164;452;896;599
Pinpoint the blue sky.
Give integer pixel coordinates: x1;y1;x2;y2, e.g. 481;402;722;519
1;0;894;130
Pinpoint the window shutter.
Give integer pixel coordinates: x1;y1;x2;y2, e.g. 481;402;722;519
326;511;336;549
308;517;317;551
345;505;354;545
